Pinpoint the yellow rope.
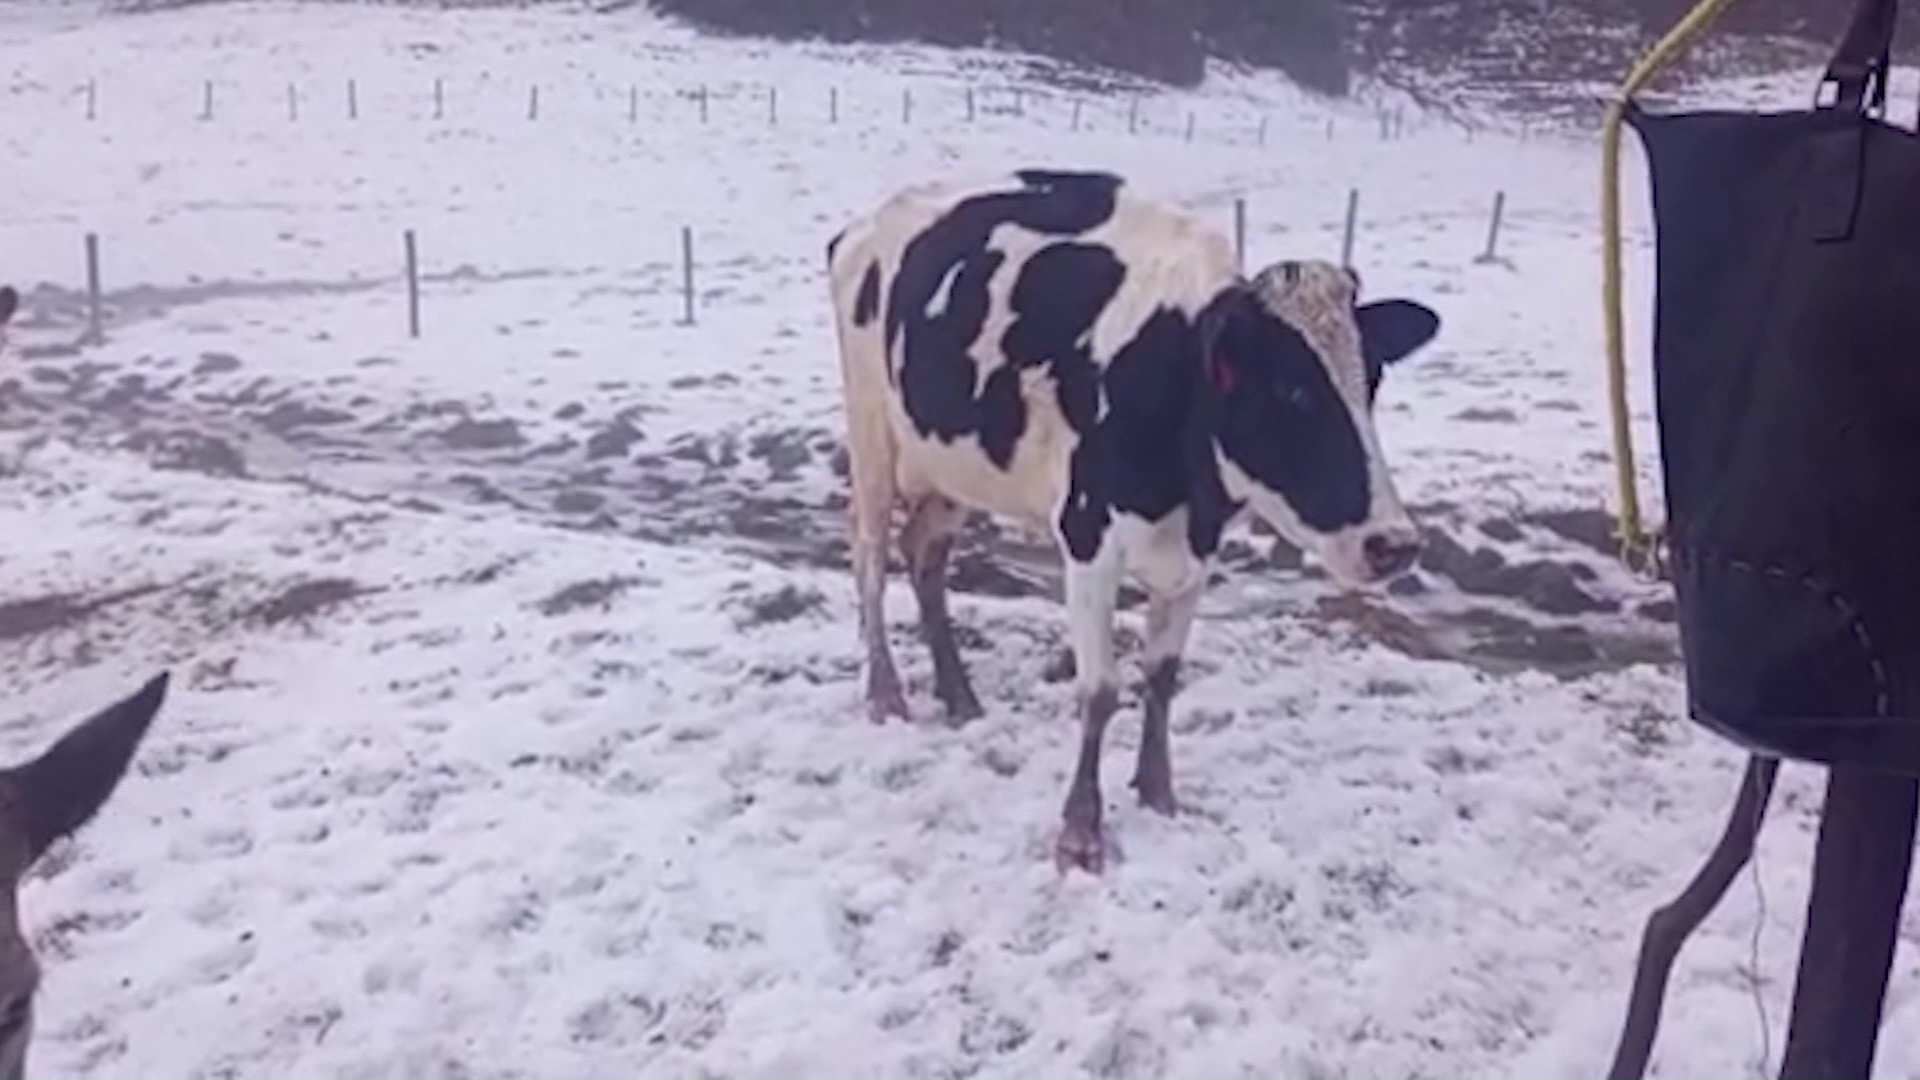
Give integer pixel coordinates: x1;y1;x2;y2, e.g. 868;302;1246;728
1599;0;1747;575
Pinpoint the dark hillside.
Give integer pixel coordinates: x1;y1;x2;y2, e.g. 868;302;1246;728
641;0;1351;93
97;0;1920;117
647;0;1920;115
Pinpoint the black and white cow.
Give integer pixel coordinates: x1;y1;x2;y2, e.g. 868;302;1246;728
827;169;1441;872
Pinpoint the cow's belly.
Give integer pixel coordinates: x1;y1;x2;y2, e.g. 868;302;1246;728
889;413;1066;529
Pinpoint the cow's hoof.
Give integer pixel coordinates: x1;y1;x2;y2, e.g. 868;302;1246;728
941;693;985;728
865;660;911;723
866;692;911;724
1132;775;1178;817
1053;820;1109;874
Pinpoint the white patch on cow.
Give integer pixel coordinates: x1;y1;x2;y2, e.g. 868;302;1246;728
1111;510;1206;599
923;260;962;321
1061;533;1123;703
1084;211;1232;366
1060;510;1210;713
960;220;1026;396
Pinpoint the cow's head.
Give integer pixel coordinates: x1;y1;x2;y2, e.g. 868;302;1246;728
0;672;167;1080
1191;259;1439;585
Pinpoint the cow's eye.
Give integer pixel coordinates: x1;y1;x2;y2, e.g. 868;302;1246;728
1281;385;1313;411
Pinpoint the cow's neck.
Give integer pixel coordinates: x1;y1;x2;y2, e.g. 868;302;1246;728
1179;401;1241;559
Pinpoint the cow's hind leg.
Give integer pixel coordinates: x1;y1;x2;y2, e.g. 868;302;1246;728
844;418;909;724
1133;578;1202;816
900;493;982;725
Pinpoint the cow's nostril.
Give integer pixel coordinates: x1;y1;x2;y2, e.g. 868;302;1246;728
1362;533;1420;579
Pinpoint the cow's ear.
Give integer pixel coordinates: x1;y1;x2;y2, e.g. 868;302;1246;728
6;671;168;864
1356;299;1439;369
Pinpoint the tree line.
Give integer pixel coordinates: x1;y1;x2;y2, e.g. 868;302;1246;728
644;0;1915;100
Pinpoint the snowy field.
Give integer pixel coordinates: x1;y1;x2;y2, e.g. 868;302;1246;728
0;3;1910;1077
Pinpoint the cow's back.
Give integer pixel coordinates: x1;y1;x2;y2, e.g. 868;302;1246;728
830;172;1232;324
829;171;1234;524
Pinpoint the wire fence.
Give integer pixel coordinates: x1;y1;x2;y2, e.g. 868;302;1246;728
1;71;1597;347
32;73;1488;149
19;186;1523;348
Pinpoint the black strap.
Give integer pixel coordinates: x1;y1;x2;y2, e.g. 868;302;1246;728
1808;0;1896;244
1821;0;1898;116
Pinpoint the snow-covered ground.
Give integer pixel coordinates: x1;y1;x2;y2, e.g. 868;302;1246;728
0;3;1904;1077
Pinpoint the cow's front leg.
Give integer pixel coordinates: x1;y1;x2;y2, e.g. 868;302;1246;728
1054;540;1124;874
1133;577;1202;816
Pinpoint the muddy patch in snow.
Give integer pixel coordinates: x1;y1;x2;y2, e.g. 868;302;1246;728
1;350;1677;678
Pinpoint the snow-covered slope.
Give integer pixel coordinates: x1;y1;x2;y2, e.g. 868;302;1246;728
0;4;1898;1077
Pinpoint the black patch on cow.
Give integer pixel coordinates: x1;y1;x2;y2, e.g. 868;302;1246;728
1016;169;1124;197
1059;425;1117;562
1052;303;1234;562
1103;306;1203;525
978;242;1126;467
1183;418;1242;559
852;261;882;328
1201;289;1373;534
1158;306;1246;558
884;171;1125;462
1355;299;1441;400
